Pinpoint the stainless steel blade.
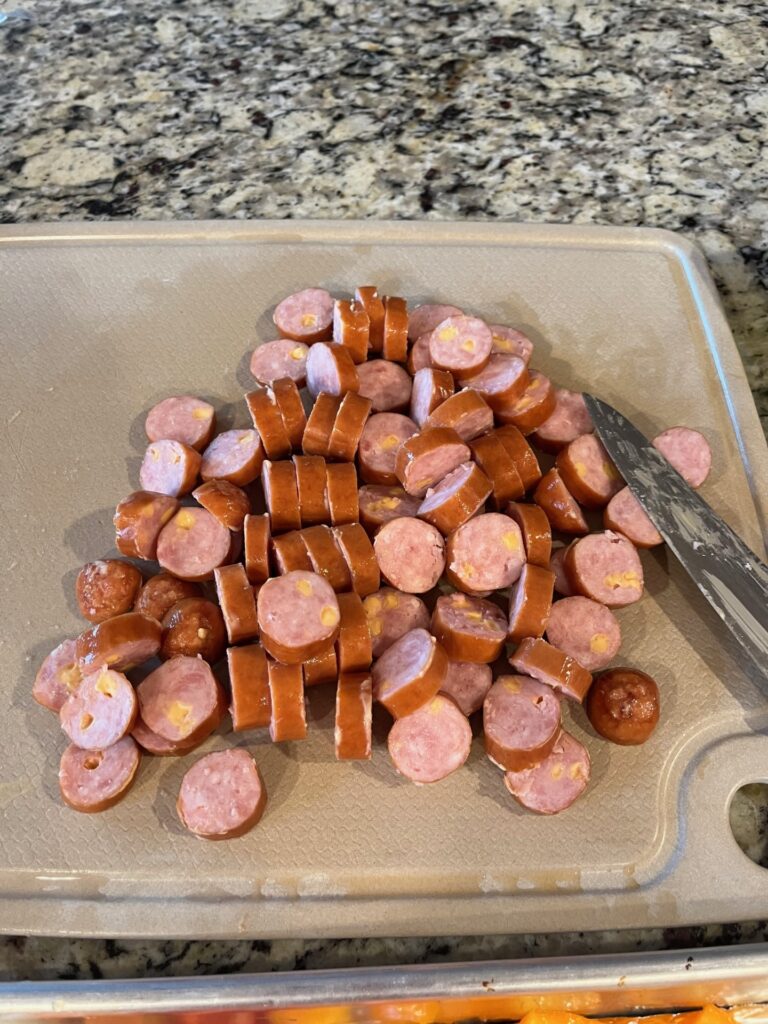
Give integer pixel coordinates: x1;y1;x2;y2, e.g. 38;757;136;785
584;394;768;678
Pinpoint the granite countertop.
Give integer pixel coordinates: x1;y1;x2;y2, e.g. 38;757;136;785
1;0;767;985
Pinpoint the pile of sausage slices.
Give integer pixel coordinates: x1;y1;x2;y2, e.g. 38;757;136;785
33;285;713;840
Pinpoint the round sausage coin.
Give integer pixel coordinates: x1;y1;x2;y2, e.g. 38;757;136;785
156;507;232;581
137;655;224;744
76;612;162;672
145;396;216;451
33;638;83;713
140;440;201;497
586;667;660;745
363;587;430;658
372;627;448;719
357;360;413;412
177;749;267;840
388;694;472;784
566;531;644;607
200;430;264;487
430;592;507;663
59;736;141;813
652;426;712;488
488;324;534;362
545;596;621;672
395;427;470;498
504;731;591;815
358;484;421;533
257;571;340;663
532;388;593;453
439;660;492;717
604;486;663;548
160;598;227;662
76;559;143;624
483;675;561;772
429;315;492;378
358;412;419;486
60;668;137;750
408;303;463;341
114;490;180;561
250;339;309;386
374;517;445;593
135;574;203;621
273;287;334;343
446;513;525;593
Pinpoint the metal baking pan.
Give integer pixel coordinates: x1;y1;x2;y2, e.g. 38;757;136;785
5;945;768;1021
1;221;767;939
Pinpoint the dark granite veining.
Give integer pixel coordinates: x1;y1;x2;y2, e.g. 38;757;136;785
1;0;766;982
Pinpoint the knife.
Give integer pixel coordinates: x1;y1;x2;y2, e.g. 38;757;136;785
583;394;768;679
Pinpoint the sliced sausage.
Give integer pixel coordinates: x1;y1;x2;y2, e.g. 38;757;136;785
327;390;372;461
273;287;334;343
504;731;591;815
178;749;267;840
60;668;137;750
335;671;373;760
262;459;301;533
271;530;313;574
408;303;463;342
257;571;340;663
268;660;307;742
531;388;593;453
495;425;542;491
546;596;621;672
382;296;408;362
214;564;260;644
200;429;264;486
395;426;470;498
497;370;556;433
358;359;413;413
417;461;491;535
652;426;712;488
430;592;507;663
157;507;232;581
586;667;660;745
506;502;552;568
160;598;227;662
374;517;445;593
488;324;534;363
439;660;492;716
135;574;201;622
192;478;250;532
33;638;83;713
244;513;271;583
114;490;180;561
304;645;338;687
76;612;162;672
424;389;493;442
76;559;143;625
271;377;307;450
483;675;561;772
145;396;216;452
469;432;525;508
550;543;575;596
533;468;589;535
326;462;359;525
509;637;593;703
372;627;448;719
358;412;419;486
293;455;329;526
228;643;271;732
336;591;373;673
556;433;624;508
406;332;434;374
333;298;370;363
507;564;555;643
245;387;292;460
410;367;454;427
306;342;359;397
363;588;430;659
302;393;342;457
461;354;529;414
388;693;471;783
358;484;420;533
132;716;199;755
429;315;492;379
355;285;385;351
333;523;380;596
250;339;309;387
301;525;352;592
445;512;525;594
59;736;140;814
565;530;644;607
139;440;201;497
137;655;225;744
604;486;663;548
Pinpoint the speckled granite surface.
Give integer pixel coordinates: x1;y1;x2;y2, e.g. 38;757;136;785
1;0;767;984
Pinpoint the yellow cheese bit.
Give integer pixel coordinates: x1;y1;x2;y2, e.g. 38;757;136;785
59;664;82;690
95;672;116;698
503;678;521;694
428;699;443;715
502;531;520;551
551;763;564;781
167;701;192;728
301;313;318;327
321;605;339;627
296;579;313;597
590;633;609;654
383;593;399;609
368;617;382;636
438;325;458;342
159;506;176;526
573;461;587;479
493;336;512;351
193;406;212;419
379;434;401;451
465;611;483;622
290;346;306;360
603;460;620;480
175;510;196;530
604;571;641;590
80;713;94;730
461;563;474;577
486;618;504;631
453;593;469;607
197;627;209;640
364;597;382;616
460;338;475;352
570;761;585;780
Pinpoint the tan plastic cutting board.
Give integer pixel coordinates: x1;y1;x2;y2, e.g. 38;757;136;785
1;221;767;939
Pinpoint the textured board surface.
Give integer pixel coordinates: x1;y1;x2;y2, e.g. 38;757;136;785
1;221;767;939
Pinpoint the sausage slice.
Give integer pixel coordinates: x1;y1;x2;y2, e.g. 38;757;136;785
506;502;552;568
160;598;227;662
228;644;271;732
439;660;492;716
556;433;624;508
504;731;591;815
326;462;359;525
244;513;271;583
424;389;494;442
214;564;260;644
200;429;264;486
306;342;359;397
177;749;267;840
507;563;555;643
145;396;216;452
586;667;660;745
273;287;333;343
192;478;250;532
372;627;448;719
388;694;471;783
114;490;180;561
335;671;373;760
358;360;413;413
395;426;470;498
509;637;593;703
374;517;445;593
533;468;589;535
565;530;644;607
410;367;454;427
429;315;492;379
430;592;507;663
327;390;372;462
652;426;712;488
139;440;201;497
136;574;203;623
302;393;341;457
358;412;419;486
59;737;141;814
604;486;663;548
157;507;232;581
531;388;593;453
76;559;143;624
498;370;555;433
445;512;524;594
257;571;340;663
333;298;370;363
483;675;561;771
546;596;621;672
363;588;430;659
60;667;137;750
137;655;225;744
33;638;83;713
76;612;162;672
417;461;491;535
268;660;307;742
250;339;309;387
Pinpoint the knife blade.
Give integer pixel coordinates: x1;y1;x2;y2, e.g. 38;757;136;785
583;394;768;679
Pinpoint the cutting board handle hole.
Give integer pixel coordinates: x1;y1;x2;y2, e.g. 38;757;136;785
729;784;768;869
